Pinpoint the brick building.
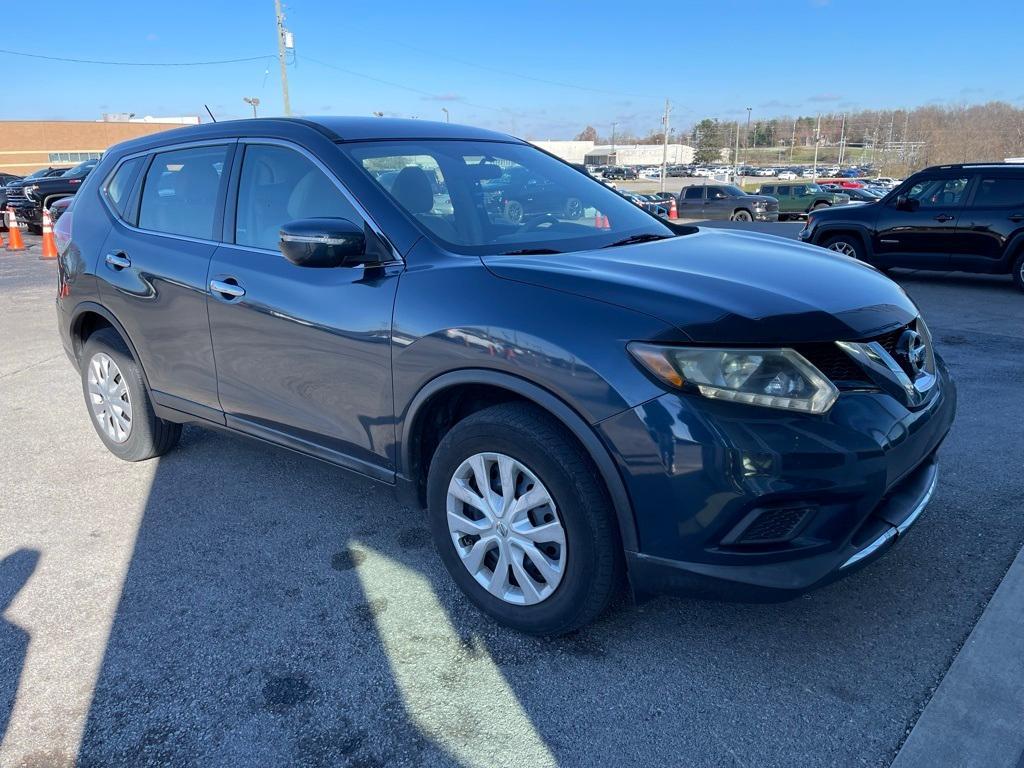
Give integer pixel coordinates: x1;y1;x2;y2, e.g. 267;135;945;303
0;118;200;174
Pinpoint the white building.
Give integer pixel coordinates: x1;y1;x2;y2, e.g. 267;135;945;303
529;140;695;167
101;113;201;124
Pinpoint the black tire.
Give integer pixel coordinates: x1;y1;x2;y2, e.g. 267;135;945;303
80;328;181;461
427;402;622;636
730;209;753;222
821;233;864;261
1013;251;1024;293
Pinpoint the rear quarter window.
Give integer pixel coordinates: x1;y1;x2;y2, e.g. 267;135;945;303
103;157;144;218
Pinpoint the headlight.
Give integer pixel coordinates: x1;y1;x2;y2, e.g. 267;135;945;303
629;344;839;414
24;184;38;199
753;200;768;208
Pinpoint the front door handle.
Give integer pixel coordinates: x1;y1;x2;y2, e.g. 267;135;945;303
210;278;245;300
104;252;131;270
933;214;955;223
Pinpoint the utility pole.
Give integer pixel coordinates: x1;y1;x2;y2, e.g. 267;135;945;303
790;118;797;162
660;98;671;192
610;122;618;164
274;0;292;116
838;112;846;166
743;106;752;164
733;121;740;181
812;113;821;180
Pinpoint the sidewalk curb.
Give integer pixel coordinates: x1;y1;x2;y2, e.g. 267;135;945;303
891;544;1024;768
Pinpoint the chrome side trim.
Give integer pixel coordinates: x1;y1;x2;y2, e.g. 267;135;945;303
840;464;940;570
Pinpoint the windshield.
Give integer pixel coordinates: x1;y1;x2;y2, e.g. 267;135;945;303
342;139;673;255
62;160;97;178
719;185;746;197
25;168;52;180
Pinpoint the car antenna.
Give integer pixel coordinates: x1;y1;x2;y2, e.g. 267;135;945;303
204;104;217;123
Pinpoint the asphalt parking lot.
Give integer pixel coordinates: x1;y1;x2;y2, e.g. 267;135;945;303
2;230;1023;767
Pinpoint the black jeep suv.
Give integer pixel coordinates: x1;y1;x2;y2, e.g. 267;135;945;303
800;163;1024;291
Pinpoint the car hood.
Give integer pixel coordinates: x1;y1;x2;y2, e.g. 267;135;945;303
740;194;776;204
482;228;917;343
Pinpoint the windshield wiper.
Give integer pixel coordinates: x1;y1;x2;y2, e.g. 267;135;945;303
499;247;563;255
601;233;673;249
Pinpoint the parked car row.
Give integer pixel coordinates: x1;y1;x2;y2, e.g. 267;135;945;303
3;161;97;233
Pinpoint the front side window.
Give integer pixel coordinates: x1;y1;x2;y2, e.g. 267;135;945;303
972;177;1024;208
776;185;791;196
343;139;672;256
904;176;969;208
138;145;229;239
235;144;362;250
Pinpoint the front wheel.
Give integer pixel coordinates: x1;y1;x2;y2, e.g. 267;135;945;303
811;202;830;212
81;328;181;461
427;403;622;635
1013;251;1024;292
822;234;864;261
730;209;753;222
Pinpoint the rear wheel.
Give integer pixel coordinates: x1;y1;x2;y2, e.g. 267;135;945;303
504;200;524;224
822;234;864;261
427;403;622;635
811;202;830;212
730;209;753;222
81;328;181;461
1013;251;1024;292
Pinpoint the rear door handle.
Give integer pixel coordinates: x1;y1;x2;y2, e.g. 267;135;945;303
104;252;131;270
933;214;955;223
210;278;245;300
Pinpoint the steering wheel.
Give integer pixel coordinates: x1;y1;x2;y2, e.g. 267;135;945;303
524;214;561;231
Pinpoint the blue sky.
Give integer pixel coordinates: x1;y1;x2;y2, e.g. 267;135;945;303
6;0;1020;138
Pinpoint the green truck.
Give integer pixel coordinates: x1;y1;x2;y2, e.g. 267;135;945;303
756;182;850;220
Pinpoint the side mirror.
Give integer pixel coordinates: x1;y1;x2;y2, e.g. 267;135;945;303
895;195;919;212
279;218;366;268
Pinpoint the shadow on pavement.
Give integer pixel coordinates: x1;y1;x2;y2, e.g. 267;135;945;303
0;549;40;746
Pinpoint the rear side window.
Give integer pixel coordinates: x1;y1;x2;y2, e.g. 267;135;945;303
138;145;229;240
234;144;363;250
104;157;144;217
684;186;704;200
972;177;1024;208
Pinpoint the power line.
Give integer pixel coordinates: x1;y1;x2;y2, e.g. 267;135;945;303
0;47;273;67
302;56;504;113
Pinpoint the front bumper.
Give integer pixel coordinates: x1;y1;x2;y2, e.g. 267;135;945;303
599;360;956;601
754;210;779;222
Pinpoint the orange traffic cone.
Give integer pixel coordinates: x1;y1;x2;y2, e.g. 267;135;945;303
6;207;25;251
39;207;58;260
596;214;610;229
668;197;678;220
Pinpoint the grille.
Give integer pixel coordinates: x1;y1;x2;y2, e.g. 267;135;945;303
5;186;28;205
796;323;911;388
731;506;814;545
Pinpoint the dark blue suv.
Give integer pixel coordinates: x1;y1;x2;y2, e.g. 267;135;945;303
55;118;956;635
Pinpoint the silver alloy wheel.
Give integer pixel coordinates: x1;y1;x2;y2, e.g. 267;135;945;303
446;452;566;606
827;240;858;258
732;210;752;221
87;352;133;443
505;200;524;224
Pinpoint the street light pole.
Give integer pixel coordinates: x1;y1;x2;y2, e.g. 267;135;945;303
441;107;449;123
243;96;260;118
